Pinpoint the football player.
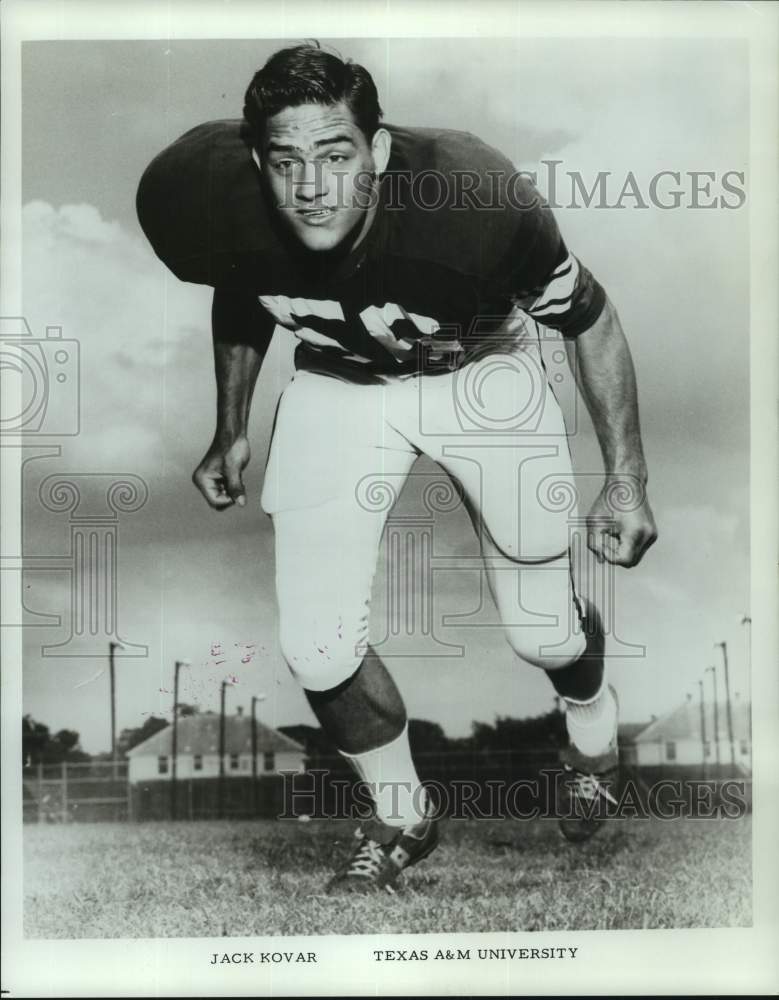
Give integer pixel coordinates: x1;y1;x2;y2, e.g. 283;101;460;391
137;44;657;892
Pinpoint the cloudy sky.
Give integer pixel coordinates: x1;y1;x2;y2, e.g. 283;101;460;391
19;37;751;753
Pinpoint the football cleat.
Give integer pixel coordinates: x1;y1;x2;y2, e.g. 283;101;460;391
557;684;620;843
327;802;439;894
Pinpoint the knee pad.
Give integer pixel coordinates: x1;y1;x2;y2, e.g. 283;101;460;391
278;614;368;692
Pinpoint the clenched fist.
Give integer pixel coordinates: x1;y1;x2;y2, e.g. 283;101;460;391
192;434;251;510
586;476;658;568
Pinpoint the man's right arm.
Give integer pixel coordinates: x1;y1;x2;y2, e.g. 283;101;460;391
192;288;274;510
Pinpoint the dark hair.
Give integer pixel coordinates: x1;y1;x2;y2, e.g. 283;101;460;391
242;43;383;148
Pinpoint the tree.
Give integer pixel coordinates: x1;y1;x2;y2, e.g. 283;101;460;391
53;729;80;753
408;719;449;754
22;715;49;765
116;716;169;758
469;711;565;752
22;716;90;765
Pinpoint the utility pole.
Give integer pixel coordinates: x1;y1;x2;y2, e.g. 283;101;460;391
250;694;267;817
697;679;707;780
109;641;119;778
251;696;259;816
716;641;736;770
170;660;188;820
740;614;752;750
705;665;720;773
218;680;227;820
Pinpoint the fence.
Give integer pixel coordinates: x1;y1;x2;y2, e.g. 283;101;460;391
22;752;752;823
131;775;286;821
23;760;130;823
22;761;288;822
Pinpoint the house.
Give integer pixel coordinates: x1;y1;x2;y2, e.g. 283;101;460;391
617;722;652;767
126;708;305;784
632;695;751;772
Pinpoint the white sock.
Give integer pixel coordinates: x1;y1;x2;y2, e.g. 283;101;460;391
339;723;427;827
564;683;617;757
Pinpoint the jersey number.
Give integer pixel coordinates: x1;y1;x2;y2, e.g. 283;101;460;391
258;294;455;363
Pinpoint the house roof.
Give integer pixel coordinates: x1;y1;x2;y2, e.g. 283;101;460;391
618;722;651;744
127;714;304;757
635;699;751;743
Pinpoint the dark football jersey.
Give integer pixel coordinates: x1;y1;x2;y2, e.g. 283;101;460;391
137;119;605;383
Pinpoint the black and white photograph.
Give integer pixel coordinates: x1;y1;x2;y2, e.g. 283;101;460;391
1;1;777;996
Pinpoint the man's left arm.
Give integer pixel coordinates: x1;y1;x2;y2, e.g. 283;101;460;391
566;296;658;567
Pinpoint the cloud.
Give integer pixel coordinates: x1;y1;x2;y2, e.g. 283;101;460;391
22;201;216;481
25;200;127;248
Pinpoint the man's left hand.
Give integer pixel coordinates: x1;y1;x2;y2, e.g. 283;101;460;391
586;478;658;568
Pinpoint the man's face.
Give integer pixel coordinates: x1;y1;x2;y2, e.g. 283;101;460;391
256;102;390;253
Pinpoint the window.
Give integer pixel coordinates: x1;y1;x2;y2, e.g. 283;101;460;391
193;754;202;771
739;739;749;755
703;741;711;758
230;753;239;770
263;751;275;772
240;758;250;772
665;742;676;762
157;755;168;775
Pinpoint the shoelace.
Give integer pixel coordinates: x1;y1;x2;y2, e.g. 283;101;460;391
573;772;618;806
346;834;386;879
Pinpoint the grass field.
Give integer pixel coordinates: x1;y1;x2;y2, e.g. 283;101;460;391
24;815;752;938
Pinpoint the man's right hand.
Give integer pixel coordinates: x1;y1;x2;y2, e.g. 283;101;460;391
192;435;251;510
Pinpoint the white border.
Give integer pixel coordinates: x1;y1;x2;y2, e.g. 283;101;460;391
2;1;777;996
